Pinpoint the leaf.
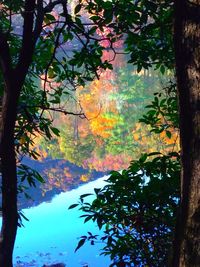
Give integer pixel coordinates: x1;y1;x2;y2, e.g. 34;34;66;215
68;204;79;209
148;152;162;157
80;193;92;199
74;4;82;14
48;68;56;79
75;238;86;252
139;153;148;163
94;188;101;195
137;64;142;73
97;217;103;229
84;216;92;223
166;130;172;139
45;13;56;21
35;173;45;184
19;212;29;222
160;65;165;74
50;127;60;136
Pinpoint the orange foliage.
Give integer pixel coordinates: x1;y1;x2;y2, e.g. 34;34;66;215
132;122;180;154
159;129;179;145
90;115;117;138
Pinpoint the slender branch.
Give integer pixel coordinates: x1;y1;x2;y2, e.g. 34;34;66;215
25;105;86;117
40;20;68;119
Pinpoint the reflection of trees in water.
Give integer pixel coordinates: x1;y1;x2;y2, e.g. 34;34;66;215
17;158;106;210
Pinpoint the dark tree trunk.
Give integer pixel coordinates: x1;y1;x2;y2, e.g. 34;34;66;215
0;1;37;265
173;1;200;266
0;81;21;267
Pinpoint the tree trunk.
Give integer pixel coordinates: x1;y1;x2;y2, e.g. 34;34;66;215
0;81;21;266
173;1;200;266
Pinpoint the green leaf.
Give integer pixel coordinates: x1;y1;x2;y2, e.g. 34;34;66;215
45;13;56;21
148;152;162;157
94;188;101;195
35;173;45;184
50;127;60;136
80;193;93;199
166;130;172;139
84;216;92;223
160;65;165;74
74;4;82;14
68;204;79;209
139;153;148;163
75;238;86;252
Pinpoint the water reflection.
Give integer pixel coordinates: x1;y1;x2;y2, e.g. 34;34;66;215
17;158;107;210
1;177;110;267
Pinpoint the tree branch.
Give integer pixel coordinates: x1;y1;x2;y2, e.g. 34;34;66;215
25;105;86;118
33;0;44;44
15;0;36;82
44;0;68;13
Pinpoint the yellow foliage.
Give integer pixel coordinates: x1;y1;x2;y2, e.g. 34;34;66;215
133;133;140;141
90;115;117;138
80;174;89;182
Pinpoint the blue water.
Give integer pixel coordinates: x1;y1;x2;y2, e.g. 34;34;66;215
1;177;111;267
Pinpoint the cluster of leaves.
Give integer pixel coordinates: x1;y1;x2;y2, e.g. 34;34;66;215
71;152;180;267
17;164;45;226
140;81;178;136
71;81;180;266
84;0;174;72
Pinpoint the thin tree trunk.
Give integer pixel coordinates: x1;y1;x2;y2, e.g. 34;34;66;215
173;1;200;266
0;82;21;266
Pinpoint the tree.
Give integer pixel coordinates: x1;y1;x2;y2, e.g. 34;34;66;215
0;1;114;266
71;1;200;266
172;1;200;266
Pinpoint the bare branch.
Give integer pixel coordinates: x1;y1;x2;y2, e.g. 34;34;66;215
25;105;86;118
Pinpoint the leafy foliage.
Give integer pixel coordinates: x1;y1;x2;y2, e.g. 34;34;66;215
72;81;180;266
140;81;178;134
75;152;180;267
85;0;174;71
